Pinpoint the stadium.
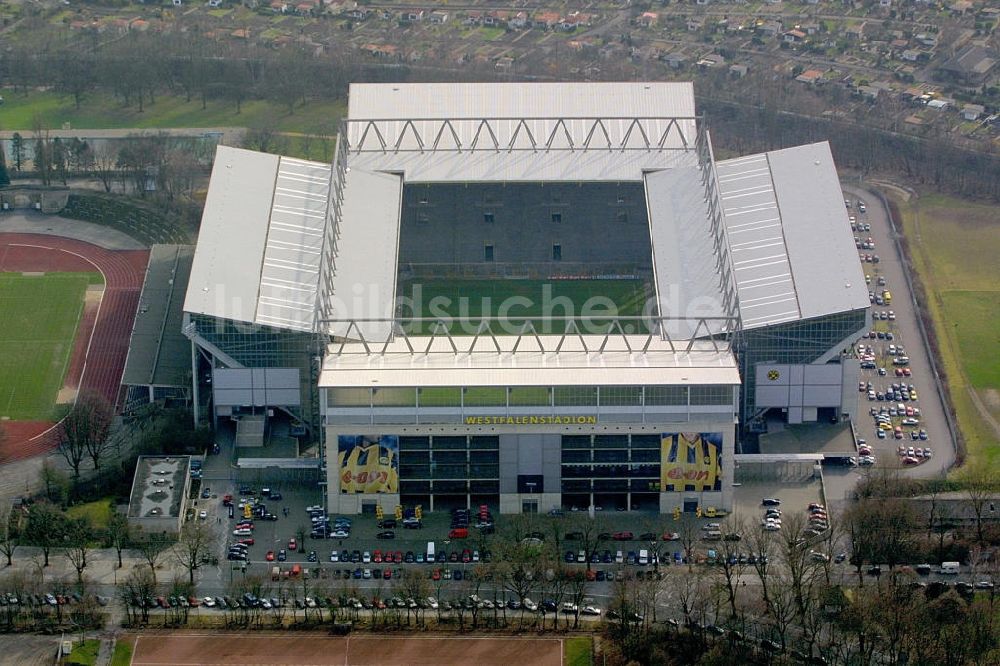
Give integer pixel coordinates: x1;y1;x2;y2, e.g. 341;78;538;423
180;82;869;515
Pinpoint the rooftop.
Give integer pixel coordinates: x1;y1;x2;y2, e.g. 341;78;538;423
716;142;869;329
122;244;194;388
184;147;331;332
320;331;740;388
127;456;190;520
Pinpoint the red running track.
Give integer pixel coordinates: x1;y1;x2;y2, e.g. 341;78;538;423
0;234;148;462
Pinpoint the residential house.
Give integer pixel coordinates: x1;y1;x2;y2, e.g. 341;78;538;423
696;0;711;5
403;9;425;22
638;12;658;28
463;11;482;26
795;69;824;84
914;33;938;48
729;64;749;78
269;0;287;12
361;43;399;58
927;98;952;110
429;10;449;24
803;23;820;36
758;21;783;39
295;2;313;16
949;1;973;16
231;28;250;39
857;85;880;100
845;22;870;42
662;52;688;69
687;18;705;33
962;103;985;121
784;29;806;43
532;11;562;30
901;50;921;62
344;6;370;20
939;45;997;84
509;12;528;30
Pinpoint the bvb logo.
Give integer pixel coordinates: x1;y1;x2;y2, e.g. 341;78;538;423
767;370;780;381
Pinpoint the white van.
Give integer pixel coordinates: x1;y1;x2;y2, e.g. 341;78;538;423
426;541;435;561
615;550;624;564
940;561;960;575
638;549;649;566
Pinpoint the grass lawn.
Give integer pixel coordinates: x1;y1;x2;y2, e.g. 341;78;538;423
66;639;101;666
0;272;101;420
67;498;114;531
397;279;650;335
0;90;345;134
109;640;133;666
564;636;593;666
894;192;1000;472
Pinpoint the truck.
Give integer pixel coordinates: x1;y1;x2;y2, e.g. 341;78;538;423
940;561;960;575
426;541;435;561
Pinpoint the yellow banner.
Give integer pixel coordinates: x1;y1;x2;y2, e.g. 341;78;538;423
338;435;399;494
660;432;723;493
464;415;596;425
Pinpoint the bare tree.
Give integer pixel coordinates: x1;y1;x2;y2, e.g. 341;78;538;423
677;513;701;572
23;501;67;567
107;509;129;569
714;515;750;619
174;520;212;585
58;391;113;479
0;504;18;567
964;469;997;545
135;530;172;585
91;144;118;193
64;518;93;584
119;565;157;625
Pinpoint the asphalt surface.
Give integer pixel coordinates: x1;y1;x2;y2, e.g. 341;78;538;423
841;185;955;478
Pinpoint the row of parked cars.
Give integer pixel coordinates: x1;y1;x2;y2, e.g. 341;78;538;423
0;592;110;607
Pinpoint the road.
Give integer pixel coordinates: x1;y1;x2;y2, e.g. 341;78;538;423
842;184;955;477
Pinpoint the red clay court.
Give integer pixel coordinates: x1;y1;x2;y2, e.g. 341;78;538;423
128;633;564;666
0;233;147;462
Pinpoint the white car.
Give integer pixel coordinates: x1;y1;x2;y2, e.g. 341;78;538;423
523;598;538;612
202;596;216;607
763;523;781;531
261;599;272;610
362;551;371;563
199;510;208;520
329;551;340;562
582;606;602;616
426;596;439;609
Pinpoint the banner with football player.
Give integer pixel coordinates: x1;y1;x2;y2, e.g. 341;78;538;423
660;432;723;492
337;435;399;494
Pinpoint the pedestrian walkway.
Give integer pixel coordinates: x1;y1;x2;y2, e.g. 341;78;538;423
0;210;146;250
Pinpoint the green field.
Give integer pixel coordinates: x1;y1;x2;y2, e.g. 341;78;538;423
0;89;345;135
895;193;1000;471
0;272;101;420
397;278;650;335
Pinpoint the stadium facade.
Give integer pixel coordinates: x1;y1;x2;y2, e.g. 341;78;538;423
181;82;869;515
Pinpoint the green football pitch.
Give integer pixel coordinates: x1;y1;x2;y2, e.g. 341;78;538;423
397;278;650;335
0;272;101;420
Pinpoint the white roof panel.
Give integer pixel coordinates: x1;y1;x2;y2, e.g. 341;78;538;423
326;169;404;341
717;142;868;329
321;335;739;388
185;146;278;323
255;156;332;332
714;153;801;328
348;82;697;123
644;165;729;338
766;143;870;320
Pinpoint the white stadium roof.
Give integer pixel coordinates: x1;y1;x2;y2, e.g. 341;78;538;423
186;85;866;348
184;146;331;332
716;142;869;329
320;335;740;389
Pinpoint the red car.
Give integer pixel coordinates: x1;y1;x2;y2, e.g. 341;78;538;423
265;550;275;562
461;549;472;563
432;569;441;581
288;538;297;550
373;550;382;563
383;568;392;580
222;494;233;507
238;537;255;546
613;531;634;541
394;551;404;564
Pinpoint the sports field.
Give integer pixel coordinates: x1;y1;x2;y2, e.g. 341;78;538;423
0;272;101;420
895;193;1000;470
126;633;566;666
397;278;651;335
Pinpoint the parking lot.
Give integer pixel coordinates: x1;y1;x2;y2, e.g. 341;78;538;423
841;186;954;477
